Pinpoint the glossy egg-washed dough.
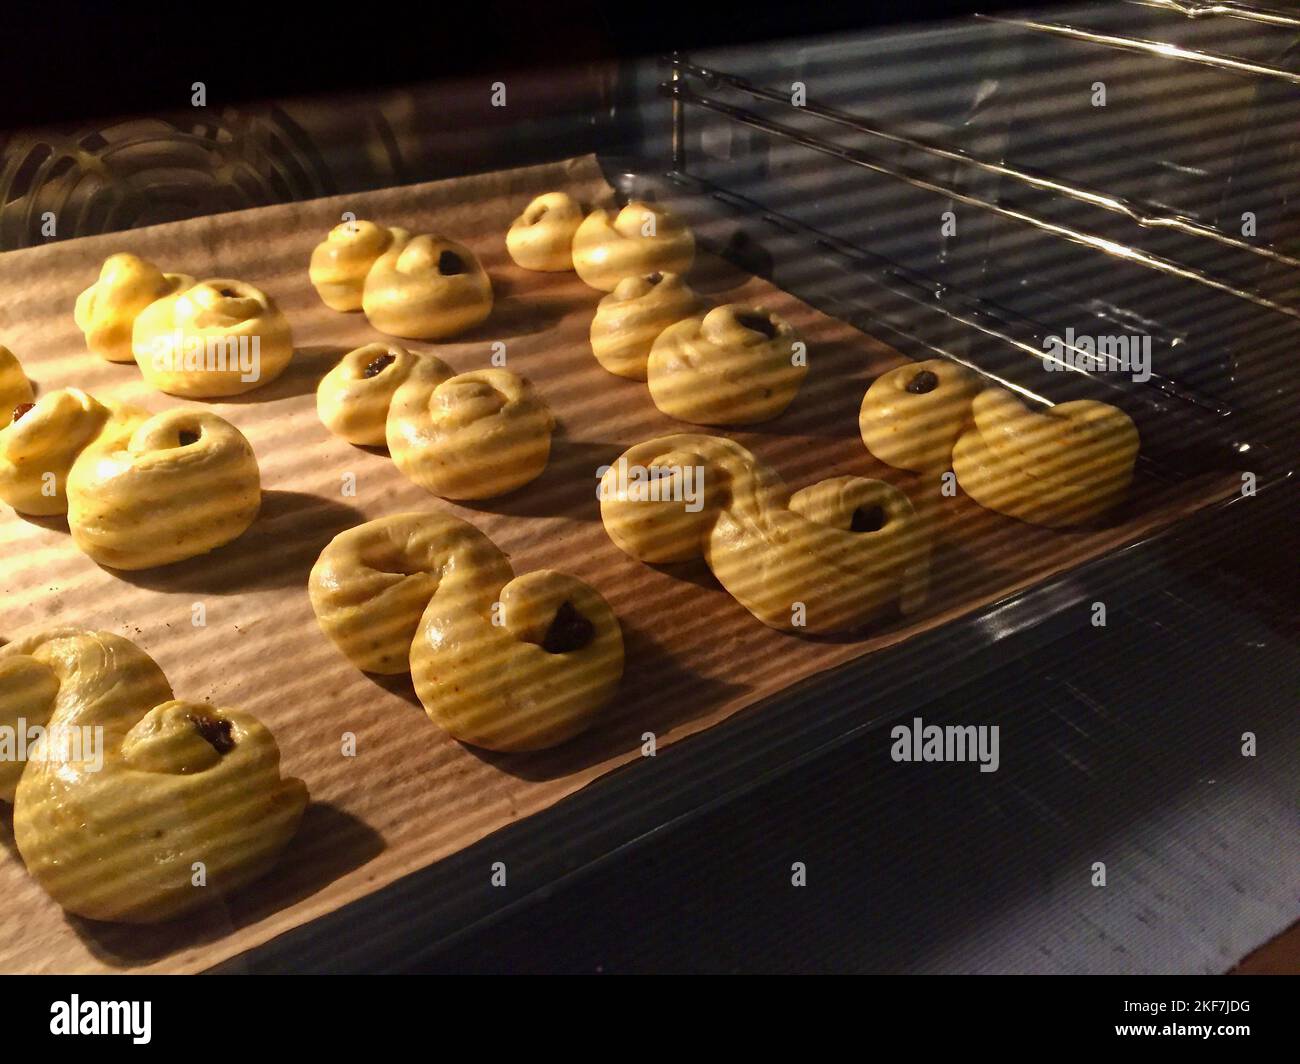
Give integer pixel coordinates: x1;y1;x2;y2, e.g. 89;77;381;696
0;628;306;923
600;435;930;634
316;342;441;447
133;277;294;397
647;304;807;425
506;192;584;272
310;513;624;751
75;252;193;363
309;220;410;311
572;202;695;291
0;345;35;428
317;345;553;499
0;389;260;567
363;233;493;340
387;361;554;500
590;271;701;380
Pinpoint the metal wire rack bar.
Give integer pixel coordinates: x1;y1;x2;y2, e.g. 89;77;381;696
661;78;1300;323
668;56;1300;271
979;14;1300;83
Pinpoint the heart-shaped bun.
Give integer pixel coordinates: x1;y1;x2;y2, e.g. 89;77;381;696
952;389;1140;527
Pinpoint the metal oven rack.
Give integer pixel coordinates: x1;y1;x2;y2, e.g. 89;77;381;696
629;1;1300;484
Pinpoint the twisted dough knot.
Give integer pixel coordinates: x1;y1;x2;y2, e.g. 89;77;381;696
952;389;1140;528
316;342;444;446
647;305;807;425
310;513;624;751
0;629;307;923
0;345;33;428
68;408;262;570
506;192;584;272
362;233;494;340
590;271;701;380
859;358;982;472
600;435;930;634
572;202;696;291
386;361;554;500
74;253;193;363
309;220;410;311
0;388;133;515
132;277;294;397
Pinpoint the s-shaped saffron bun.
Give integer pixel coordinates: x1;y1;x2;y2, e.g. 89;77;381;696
572;202;695;291
859;358;981;472
590;271;701;380
3;629;307;923
600;435;929;634
317;343;451;446
362;234;493;340
74;253;192;363
0;345;34;428
506;192;583;271
67;409;261;570
387;364;554;500
952;389;1140;528
0;389;141;516
310;513;624;751
132;278;294;397
647;305;807;425
309;219;410;311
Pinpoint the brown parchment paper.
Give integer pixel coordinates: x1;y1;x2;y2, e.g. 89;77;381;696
0;155;1238;973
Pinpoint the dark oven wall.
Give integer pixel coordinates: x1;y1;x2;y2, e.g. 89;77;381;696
0;65;624;251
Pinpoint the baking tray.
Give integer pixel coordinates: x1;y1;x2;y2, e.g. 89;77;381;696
0;155;1241;972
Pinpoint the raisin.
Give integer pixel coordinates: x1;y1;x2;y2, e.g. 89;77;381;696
851;505;886;533
906;370;939;394
645;272;663;285
364;353;396;378
188;713;235;754
542;601;595;654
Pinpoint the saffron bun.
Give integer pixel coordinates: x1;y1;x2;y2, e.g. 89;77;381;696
506;192;583;272
132;278;294;397
0;345;35;428
952;389;1140;527
67;409;261;570
0;389;140;516
74;253;192;363
317;343;450;446
310;512;624;751
590;271;701;380
362;234;493;340
859;358;982;472
646;305;807;425
572;202;695;291
2;628;307;923
600;435;929;634
309;220;409;312
387;364;553;500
